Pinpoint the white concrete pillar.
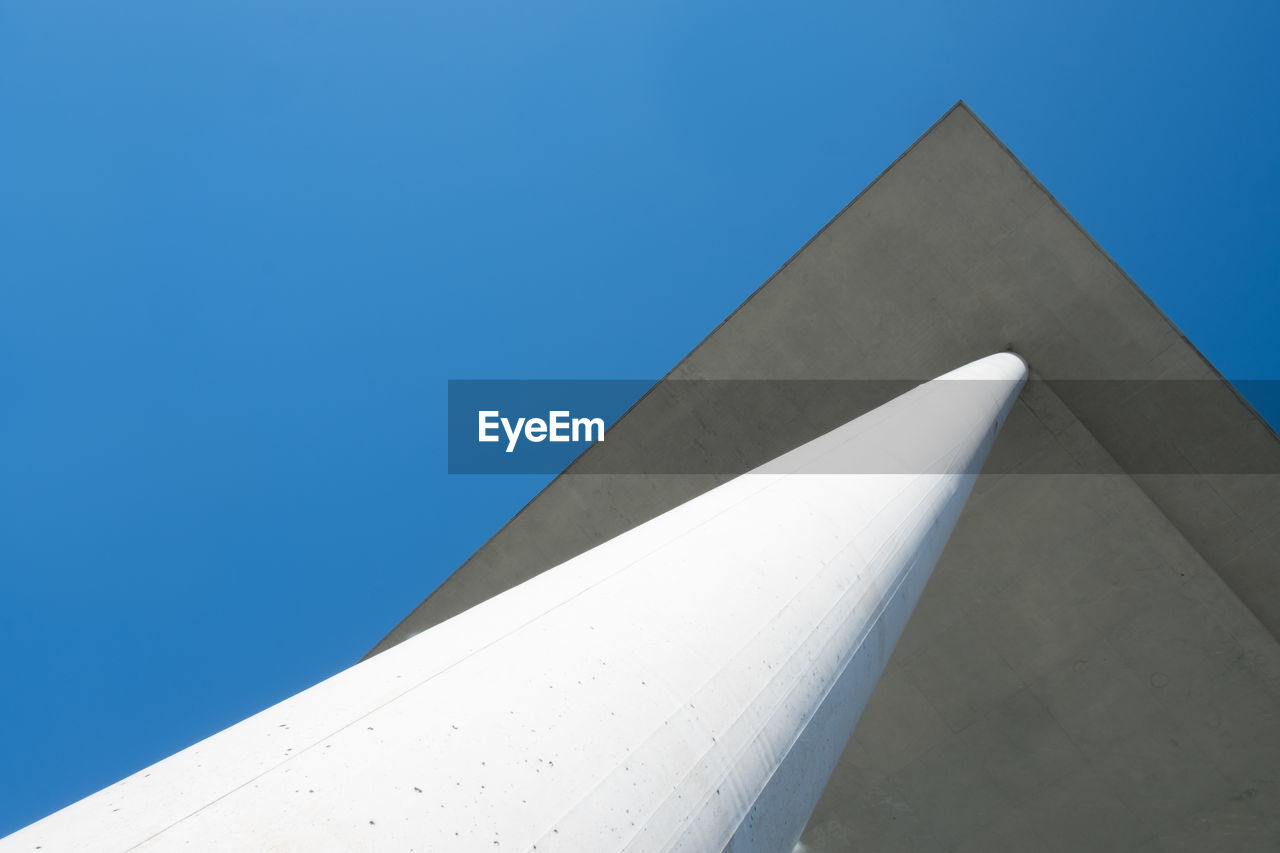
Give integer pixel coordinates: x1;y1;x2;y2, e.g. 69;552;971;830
2;353;1027;853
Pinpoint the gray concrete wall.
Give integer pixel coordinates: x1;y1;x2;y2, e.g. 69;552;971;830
800;381;1280;851
372;103;1280;849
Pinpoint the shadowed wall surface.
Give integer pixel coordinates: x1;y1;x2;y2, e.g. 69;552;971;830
373;104;1280;850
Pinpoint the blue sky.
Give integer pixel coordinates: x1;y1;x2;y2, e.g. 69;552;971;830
1;0;1277;834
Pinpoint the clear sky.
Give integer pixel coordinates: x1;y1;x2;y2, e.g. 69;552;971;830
1;0;1277;835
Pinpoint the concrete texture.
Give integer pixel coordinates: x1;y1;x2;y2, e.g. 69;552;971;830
800;381;1280;850
372;103;1280;849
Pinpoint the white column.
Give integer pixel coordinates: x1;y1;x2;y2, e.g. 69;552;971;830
2;353;1027;853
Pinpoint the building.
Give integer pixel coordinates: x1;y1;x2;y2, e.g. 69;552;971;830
6;101;1277;853
371;103;1280;850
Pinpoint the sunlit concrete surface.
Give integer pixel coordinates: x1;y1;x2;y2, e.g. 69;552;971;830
0;356;1025;852
374;103;1280;850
